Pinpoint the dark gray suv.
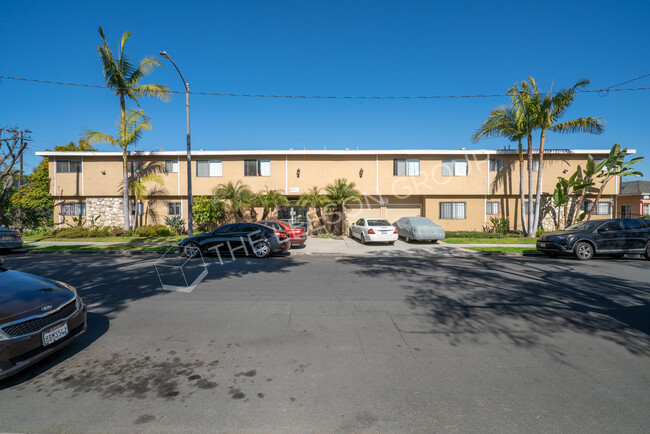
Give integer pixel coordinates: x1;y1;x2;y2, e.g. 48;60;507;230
536;218;650;260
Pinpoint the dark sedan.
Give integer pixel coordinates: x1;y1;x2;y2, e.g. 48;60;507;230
179;222;290;258
536;218;650;261
0;227;22;252
0;258;87;380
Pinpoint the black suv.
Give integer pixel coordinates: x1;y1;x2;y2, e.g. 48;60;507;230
536;218;650;261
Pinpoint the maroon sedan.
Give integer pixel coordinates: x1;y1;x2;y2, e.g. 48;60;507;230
0;258;87;380
258;220;308;247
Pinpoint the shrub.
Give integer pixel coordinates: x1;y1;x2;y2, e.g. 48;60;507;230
89;227;111;237
108;226;129;237
489;216;509;235
445;231;525;239
23;226;53;237
134;225;171;237
193;196;225;231
164;215;186;235
53;227;92;238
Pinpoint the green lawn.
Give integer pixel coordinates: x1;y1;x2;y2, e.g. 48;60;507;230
24;235;185;243
26;244;174;252
465;246;540;254
443;237;537;244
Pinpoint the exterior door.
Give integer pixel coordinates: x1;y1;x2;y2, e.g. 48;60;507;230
621;219;648;250
594;220;624;252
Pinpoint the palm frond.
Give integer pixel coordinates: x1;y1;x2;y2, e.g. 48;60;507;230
132;83;171;102
550;117;605;135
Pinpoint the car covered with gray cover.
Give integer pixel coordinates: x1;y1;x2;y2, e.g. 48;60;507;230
394;216;445;243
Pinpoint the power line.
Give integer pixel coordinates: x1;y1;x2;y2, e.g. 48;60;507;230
1;74;650;100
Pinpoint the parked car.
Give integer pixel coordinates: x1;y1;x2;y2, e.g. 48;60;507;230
179;222;290;258
258;220;308;247
0;258;87;380
349;218;399;244
0;227;22;252
394;217;446;243
536;218;650;261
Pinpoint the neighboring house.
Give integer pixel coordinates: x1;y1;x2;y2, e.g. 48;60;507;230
617;180;650;218
35;148;627;231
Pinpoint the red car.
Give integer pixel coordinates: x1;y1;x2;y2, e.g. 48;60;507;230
258;220;308;247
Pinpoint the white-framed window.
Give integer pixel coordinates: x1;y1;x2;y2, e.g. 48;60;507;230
583;201;610;215
441;159;468;177
60;202;86;216
527;158;539;171
168;202;182;215
127;160;141;175
621;205;632;218
196;160;222;177
165;160;179;173
440;202;466;220
486;201;500;215
644;204;650;216
393;158;420;176
56;160;82;173
244;159;270;176
489;159;503;172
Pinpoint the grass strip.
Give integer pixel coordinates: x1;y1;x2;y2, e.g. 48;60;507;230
23;236;185;243
465;247;540;254
27;245;174;252
443;238;537;244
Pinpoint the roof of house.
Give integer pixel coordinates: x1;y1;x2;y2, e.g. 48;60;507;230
35;148;632;158
620;180;650;195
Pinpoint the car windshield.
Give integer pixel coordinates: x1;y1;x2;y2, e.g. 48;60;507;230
367;219;391;226
565;221;601;231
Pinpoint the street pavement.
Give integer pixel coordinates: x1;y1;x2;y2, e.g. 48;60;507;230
0;252;648;432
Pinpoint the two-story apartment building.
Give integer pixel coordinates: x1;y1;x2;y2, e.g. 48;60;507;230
36;148;625;232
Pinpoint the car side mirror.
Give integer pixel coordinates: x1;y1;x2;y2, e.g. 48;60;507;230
0;258;4;266
598;227;609;233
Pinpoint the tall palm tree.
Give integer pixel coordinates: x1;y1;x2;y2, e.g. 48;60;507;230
82;109;152;229
325;178;361;235
213;180;252;222
297;186;329;231
472;105;529;234
257;187;290;220
97;26;170;230
528;77;605;235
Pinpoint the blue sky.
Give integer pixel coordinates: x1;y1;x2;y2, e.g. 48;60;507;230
2;0;649;180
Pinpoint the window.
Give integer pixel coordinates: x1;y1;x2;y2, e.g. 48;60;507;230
583;201;610;215
644;204;650;217
196;160;222;177
489;159;503;172
486;201;500;215
168;202;181;216
244;159;270;176
393;159;420;176
60;202;86;216
127;161;141;175
440;202;466;220
527;158;539;171
524;201;537;215
56;160;82;173
441;159;468;177
623;219;644;230
165;160;179;173
621;205;632;218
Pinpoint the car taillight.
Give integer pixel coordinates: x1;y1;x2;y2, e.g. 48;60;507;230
276;232;288;239
393;229;398;234
16;233;23;239
367;229;376;234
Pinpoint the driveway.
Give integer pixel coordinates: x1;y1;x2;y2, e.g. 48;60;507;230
0;253;648;432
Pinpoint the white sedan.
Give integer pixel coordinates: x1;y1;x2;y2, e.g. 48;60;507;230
348;218;399;244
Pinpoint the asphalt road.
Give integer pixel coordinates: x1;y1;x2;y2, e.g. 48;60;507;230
0;252;649;433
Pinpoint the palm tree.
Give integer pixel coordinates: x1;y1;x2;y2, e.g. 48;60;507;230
325;178;361;235
83;109;152;229
472;105;529;234
297;186;329;231
527;77;605;235
257;187;290;220
97;26;170;230
213;180;252;222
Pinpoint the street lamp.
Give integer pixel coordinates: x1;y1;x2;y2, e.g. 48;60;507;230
160;50;194;235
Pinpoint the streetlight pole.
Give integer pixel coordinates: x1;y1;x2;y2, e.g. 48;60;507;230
160;51;193;235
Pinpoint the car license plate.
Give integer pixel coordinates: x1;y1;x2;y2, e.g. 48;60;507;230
2;236;13;240
42;322;68;346
538;243;546;248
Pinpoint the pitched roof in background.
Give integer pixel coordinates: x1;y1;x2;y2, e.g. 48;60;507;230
620;180;650;195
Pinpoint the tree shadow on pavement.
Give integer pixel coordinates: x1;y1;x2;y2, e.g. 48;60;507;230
338;255;650;356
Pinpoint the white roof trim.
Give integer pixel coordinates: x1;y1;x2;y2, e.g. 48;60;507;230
35;148;629;157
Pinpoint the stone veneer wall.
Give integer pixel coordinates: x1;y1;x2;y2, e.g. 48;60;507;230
86;197;125;228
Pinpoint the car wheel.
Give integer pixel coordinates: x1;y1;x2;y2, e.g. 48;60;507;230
405;236;410;243
574;241;594;261
252;241;271;258
389;241;395;245
360;234;367;244
348;228;353;238
183;242;201;258
644;243;650;261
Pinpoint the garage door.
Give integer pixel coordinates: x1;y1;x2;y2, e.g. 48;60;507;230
346;204;382;222
387;204;421;224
